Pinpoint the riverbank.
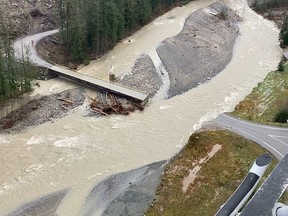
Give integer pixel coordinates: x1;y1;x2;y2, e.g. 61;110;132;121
144;62;288;216
142;3;288;216
1;1;239;132
0;0;283;215
232;60;288;125
37;1;240;99
145;130;277;215
248;0;288;29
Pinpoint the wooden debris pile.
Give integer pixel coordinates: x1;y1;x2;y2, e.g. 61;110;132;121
90;93;144;116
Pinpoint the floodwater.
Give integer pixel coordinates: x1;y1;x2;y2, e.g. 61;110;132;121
0;0;282;215
78;0;215;80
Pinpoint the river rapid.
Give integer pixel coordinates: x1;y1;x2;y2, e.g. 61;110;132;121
0;0;282;215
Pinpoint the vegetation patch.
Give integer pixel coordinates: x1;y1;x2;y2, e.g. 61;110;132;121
274;108;288;123
232;60;288;126
145;130;276;216
0;20;37;101
251;0;288;12
55;0;197;64
280;15;288;47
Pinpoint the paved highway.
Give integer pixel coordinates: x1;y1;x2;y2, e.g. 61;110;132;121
216;114;288;161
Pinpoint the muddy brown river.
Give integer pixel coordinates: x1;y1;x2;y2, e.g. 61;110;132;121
0;0;282;215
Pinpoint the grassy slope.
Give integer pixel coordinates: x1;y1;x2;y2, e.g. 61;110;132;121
145;60;288;215
146;130;276;216
232;61;288;125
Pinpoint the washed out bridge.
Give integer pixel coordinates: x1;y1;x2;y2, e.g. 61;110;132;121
48;65;150;105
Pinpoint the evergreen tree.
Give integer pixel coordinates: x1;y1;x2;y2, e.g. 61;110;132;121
280;15;288;47
0;11;36;100
124;0;139;30
137;0;152;25
57;0;192;62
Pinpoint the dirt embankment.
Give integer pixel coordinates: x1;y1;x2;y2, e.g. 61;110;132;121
157;1;240;98
1;0;57;38
37;34;77;69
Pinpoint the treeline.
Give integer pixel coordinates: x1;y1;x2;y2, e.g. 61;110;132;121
280;15;288;47
0;19;36;100
57;0;192;62
252;0;288;11
252;0;288;47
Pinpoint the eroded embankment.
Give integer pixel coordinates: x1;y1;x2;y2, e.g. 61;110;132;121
157;1;240;98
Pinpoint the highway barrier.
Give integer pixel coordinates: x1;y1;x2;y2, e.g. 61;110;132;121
215;153;271;216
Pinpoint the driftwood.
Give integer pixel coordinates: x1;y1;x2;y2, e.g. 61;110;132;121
89;93;144;116
57;98;73;104
91;107;108;116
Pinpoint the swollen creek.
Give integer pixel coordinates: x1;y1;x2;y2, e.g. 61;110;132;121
0;0;283;215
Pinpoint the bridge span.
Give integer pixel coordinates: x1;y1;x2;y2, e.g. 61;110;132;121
49;65;150;105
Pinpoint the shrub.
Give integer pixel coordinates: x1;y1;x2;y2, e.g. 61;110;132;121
280;15;288;47
83;58;90;65
274;109;288;123
109;73;117;82
278;59;285;71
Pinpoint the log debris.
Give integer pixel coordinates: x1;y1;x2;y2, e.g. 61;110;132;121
57;98;73;104
90;93;144;116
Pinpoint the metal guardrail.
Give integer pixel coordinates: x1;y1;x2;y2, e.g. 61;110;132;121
216;153;271;216
217;153;288;216
240;154;288;216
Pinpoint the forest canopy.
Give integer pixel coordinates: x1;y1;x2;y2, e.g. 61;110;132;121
57;0;192;62
0;19;36;100
280;15;288;47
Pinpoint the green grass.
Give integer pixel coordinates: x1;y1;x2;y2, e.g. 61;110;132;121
145;130;276;216
232;60;288;126
144;61;288;216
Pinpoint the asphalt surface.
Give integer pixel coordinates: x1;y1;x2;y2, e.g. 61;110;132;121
9;17;288;216
13;29;58;68
216;113;288;161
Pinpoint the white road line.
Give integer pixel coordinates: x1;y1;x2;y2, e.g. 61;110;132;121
237;129;284;159
269;135;288;148
221;114;288;131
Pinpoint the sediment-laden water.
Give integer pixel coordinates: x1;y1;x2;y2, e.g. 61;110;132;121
0;0;282;215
